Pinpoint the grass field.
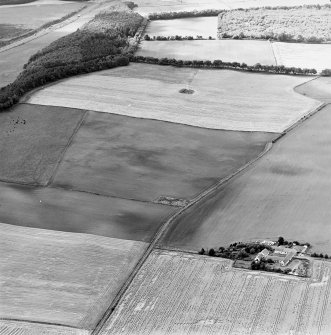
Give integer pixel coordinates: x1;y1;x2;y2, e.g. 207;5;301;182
272;42;331;73
0;31;68;87
0;222;148;330
218;6;331;42
295;77;331;103
145;17;218;38
0;24;31;42
100;250;331;335
162;104;331;254
134;0;330;14
0;1;114;87
0;103;85;186
0;2;83;29
0;320;88;335
0;181;174;242
137;39;276;66
51;111;274;202
27;64;318;133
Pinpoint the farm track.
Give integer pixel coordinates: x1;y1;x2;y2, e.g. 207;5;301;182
91;77;329;334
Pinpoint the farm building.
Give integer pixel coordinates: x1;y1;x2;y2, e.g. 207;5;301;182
280;251;297;267
254;248;270;263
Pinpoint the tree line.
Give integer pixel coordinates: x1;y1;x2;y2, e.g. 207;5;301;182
130;55;319;75
0;9;143;111
144;34;214;41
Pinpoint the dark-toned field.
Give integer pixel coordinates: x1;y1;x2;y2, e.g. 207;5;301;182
161;103;331;254
295;77;331;103
52;111;275;202
0;103;85;185
0;181;174;242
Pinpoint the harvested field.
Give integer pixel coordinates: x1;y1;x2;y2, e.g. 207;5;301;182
0;103;85;186
145;17;218;38
162;104;331;254
218;6;331;42
134;0;330;14
52;111;274;201
0;222;148;329
137;39;276;66
0;182;174;242
272;42;331;73
0;320;88;335
100;250;331;335
295;77;331;103
26;63;319;133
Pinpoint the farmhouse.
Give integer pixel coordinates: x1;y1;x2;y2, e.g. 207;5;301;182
280;251;297;267
254;248;270;263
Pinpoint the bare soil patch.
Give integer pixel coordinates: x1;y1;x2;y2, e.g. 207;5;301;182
0;103;85;186
0;222;148;330
99;250;331;335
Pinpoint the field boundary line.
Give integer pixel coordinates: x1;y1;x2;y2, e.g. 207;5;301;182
269;40;278;66
49;184;175;207
46;109;89;187
317;264;331;335
92;102;328;335
0;318;83;331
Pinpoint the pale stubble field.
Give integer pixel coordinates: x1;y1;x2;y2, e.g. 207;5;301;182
27;63;319;133
100;250;331;335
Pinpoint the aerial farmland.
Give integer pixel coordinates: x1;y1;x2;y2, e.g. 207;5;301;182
1;0;331;334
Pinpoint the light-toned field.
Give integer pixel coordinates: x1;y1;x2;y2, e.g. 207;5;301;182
51;111;273;201
145;17;218;38
0;2;83;29
0;1;116;86
0;222;148;330
162;104;331;254
134;0;330;14
272;42;331;73
27;63;319;133
0;320;88;335
218;7;331;42
0;181;174;242
137;39;276;65
100;250;331;335
0;103;85;186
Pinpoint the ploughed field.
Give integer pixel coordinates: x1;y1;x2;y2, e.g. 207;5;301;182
27;63;319;133
145;16;218;38
100;250;331;335
0;223;148;331
162;103;331;254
